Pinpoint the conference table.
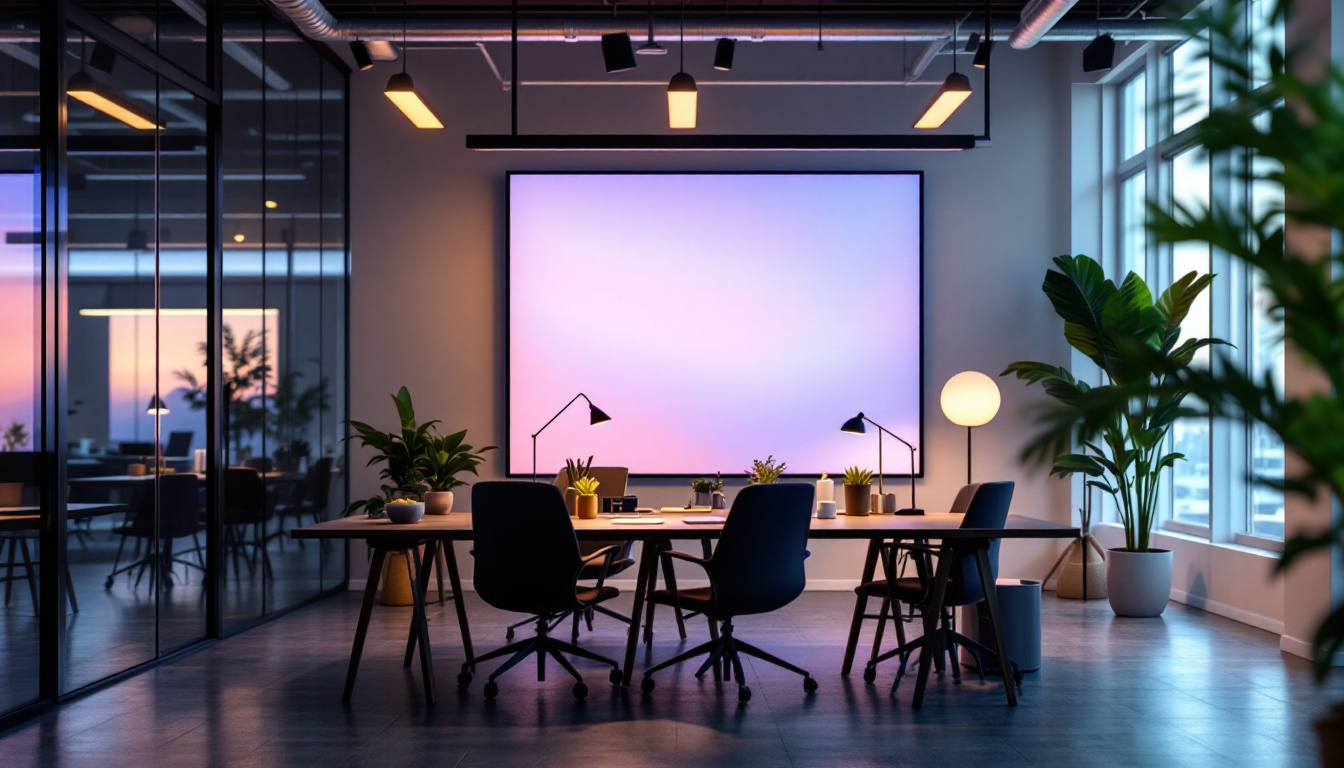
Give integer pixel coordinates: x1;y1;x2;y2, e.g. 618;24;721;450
0;502;127;613
294;509;1077;707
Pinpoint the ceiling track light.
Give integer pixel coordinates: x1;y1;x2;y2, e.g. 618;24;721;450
1083;33;1115;72
67;71;160;131
601;32;637;73
915;72;972;129
973;39;993;68
714;38;736;71
350;40;375;71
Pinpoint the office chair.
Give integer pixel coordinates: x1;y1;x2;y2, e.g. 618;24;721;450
164;431;194;457
843;483;982;675
222;467;274;581
640;483;817;703
861;481;1021;704
105;473;204;590
459;481;624;700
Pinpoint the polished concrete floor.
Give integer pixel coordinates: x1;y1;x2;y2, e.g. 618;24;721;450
0;588;1339;768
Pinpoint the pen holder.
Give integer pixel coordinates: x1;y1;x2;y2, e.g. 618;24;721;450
816;500;837;519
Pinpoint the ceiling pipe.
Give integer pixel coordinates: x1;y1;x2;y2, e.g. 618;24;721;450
1009;0;1083;49
907;38;949;78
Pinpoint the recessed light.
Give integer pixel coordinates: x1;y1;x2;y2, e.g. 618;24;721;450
265;200;278;209
233;233;246;243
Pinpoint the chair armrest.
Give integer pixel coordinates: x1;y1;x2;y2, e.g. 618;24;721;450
581;545;623;565
658;549;708;567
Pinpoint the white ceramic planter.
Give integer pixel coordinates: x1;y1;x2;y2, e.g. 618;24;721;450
425;490;455;515
386;501;426;525
1106;548;1172;617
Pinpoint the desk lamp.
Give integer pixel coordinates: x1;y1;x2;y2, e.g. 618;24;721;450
532;393;611;482
840;413;921;515
939;371;1001;484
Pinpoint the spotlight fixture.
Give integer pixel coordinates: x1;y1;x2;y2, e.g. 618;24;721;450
89;41;116;74
915;72;972;129
714;38;736;71
668;1;697;129
637;14;666;55
973;39;993;68
965;31;981;53
67;71;159;130
601;32;637;73
385;0;444;129
1082;33;1115;73
350;40;375;71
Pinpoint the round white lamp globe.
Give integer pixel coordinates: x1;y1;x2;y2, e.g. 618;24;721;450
940;371;1001;427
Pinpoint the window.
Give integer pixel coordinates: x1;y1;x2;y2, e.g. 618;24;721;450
1122;73;1147;161
1171;36;1210;135
1121;172;1148;281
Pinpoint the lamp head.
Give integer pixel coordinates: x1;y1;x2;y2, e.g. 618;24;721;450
840;413;867;434
146;395;169;415
940;371;1001;427
588;403;612;426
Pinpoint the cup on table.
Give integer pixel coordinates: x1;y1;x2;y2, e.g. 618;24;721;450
882;493;898;514
816;500;837;519
128;463;147;476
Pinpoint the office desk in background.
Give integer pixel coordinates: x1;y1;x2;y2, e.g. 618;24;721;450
293;511;1078;706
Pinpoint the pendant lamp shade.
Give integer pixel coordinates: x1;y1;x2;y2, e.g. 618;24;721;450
350;41;375;71
914;71;972;129
667;71;698;129
973;39;993;68
68;71;159;131
714;38;736;71
840;413;867;434
939;371;1001;427
589;403;612;425
146;394;170;415
385;72;443;129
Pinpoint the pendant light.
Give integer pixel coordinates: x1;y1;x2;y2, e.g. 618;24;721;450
384;0;443;129
667;1;697;129
146;394;170;416
914;12;972;129
1081;0;1114;72
68;37;159;131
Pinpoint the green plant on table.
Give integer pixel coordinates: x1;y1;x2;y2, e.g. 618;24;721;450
690;472;724;494
565;456;593;487
843;466;873;486
343;386;433;517
746;455;787;484
573;476;600;496
420;429;495;492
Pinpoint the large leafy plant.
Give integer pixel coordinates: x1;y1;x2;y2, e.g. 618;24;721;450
1002;254;1225;553
344;386;434;517
419;429;495;492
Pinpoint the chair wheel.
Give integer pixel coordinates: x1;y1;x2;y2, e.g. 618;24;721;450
862;666;876;684
505;628;515;640
609;668;623;685
483;681;499;699
738;686;752;703
457;671;472;689
803;677;818;694
640;676;655;693
573;682;588;700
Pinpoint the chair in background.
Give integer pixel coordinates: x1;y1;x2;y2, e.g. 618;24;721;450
117;441;155;457
459;481;624;700
861;481;1020;706
105;473;204;589
163;431;194;457
640;483;817;703
222;467;274;582
270;458;333;551
843;483;982;675
242;457;274;473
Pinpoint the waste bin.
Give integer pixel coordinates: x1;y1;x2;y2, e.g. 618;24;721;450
959;578;1042;674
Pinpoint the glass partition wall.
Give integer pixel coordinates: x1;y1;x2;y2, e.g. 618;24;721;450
0;0;347;724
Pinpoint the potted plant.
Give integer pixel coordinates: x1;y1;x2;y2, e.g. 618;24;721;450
1003;255;1223;617
563;456;593;516
419;429;495;515
746;455;787;484
573;476;600;520
690;472;723;508
843;466;873;516
343;386;434;519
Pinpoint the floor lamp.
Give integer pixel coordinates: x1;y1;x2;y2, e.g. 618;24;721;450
531;393;611;482
939;371;1001;485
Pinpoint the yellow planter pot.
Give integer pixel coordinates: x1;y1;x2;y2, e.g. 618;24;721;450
575;494;599;520
379;545;428;606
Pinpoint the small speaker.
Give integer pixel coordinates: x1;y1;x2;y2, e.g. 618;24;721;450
1083;34;1115;73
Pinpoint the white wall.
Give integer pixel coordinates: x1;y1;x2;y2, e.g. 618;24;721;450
347;40;1079;587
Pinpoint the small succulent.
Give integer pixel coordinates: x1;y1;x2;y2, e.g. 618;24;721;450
843;466;873;486
565;456;594;487
690;472;724;494
746;455;787;484
573;476;601;496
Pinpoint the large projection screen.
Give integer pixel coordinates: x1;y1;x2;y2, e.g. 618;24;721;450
508;172;922;477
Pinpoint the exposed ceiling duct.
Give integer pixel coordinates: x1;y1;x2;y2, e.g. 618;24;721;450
1009;0;1084;49
262;0;1181;44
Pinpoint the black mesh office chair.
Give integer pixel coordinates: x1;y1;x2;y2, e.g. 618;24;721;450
861;481;1020;703
640;483;817;703
223;467;273;581
458;481;624;700
105;473;204;589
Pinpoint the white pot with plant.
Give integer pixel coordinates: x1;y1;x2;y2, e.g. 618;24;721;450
573;476;600;520
843;466;873;516
420;429;495;515
690;472;723;508
1003;254;1223;618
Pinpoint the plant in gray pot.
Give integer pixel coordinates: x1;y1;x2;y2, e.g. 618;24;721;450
1003;254;1224;617
690;473;723;508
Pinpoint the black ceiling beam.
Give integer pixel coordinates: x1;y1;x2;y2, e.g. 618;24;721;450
465;134;976;151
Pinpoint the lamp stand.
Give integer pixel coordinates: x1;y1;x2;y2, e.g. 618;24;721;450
966;426;973;485
896;442;922;516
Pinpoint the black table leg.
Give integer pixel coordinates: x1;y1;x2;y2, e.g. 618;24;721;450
911;549;953;710
342;547;387;704
622;539;657;686
408;545;436;705
842;538;882;675
405;545;437;667
442;540;473;661
975;545;1017;706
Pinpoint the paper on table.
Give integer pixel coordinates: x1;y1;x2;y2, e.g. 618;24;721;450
684;515;727;524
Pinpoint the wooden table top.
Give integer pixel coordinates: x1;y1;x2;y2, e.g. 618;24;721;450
292;511;1078;541
0;502;127;532
69;471;301;486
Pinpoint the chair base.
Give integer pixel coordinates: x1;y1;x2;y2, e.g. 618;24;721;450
460;615;621;700
641;619;817;703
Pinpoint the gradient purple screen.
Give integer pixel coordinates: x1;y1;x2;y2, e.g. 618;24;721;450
509;173;922;477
